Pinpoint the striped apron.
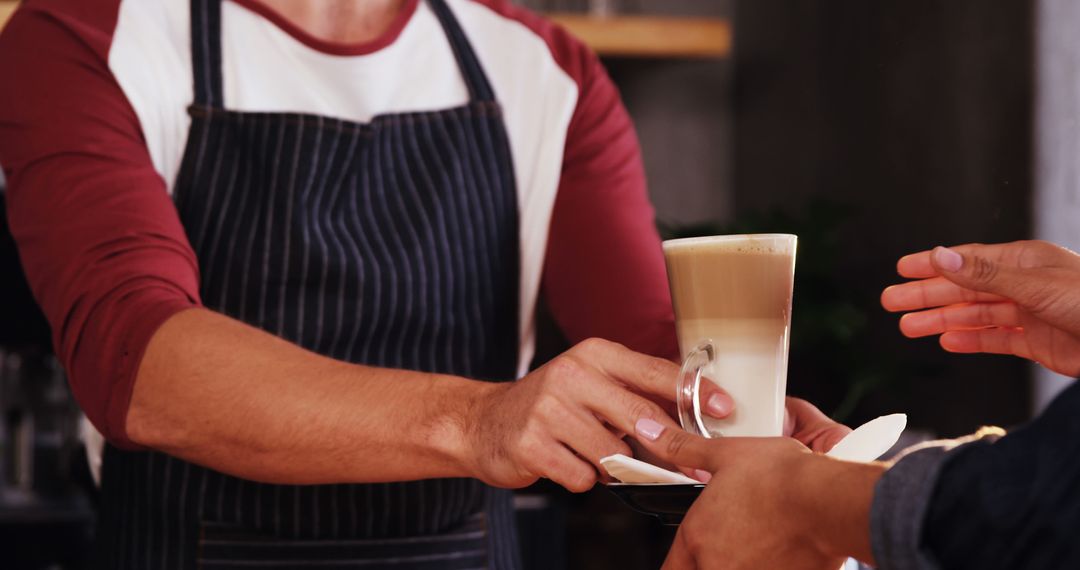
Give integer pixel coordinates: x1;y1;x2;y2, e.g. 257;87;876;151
93;0;523;567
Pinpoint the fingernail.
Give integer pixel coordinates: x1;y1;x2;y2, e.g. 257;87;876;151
933;246;963;272
635;418;665;441
707;393;732;416
694;469;712;483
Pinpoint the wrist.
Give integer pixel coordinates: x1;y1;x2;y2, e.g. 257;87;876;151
794;454;885;564
423;376;504;478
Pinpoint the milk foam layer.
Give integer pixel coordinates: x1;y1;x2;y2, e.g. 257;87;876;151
663;234;797;256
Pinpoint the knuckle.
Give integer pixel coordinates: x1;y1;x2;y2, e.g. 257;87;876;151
644;356;677;386
626;396;659;423
577;337;609;354
547;356;582;384
664;431;691;459
1026;240;1056;262
571;469;597;493
1028;239;1078;269
1014;240;1040;269
518;423;545;451
971;255;999;284
534;392;561;419
598;440;633;464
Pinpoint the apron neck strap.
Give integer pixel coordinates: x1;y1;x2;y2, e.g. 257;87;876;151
188;0;497;109
426;0;497;103
190;0;224;108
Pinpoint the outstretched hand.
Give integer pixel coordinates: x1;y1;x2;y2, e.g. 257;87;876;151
881;240;1080;377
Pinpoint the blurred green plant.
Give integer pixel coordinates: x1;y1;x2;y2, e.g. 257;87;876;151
658;199;913;422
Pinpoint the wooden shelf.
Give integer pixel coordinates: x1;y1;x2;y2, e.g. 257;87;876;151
1;2;17;31
0;3;730;59
547;14;731;59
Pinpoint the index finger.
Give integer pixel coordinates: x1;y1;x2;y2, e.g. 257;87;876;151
881;277;1005;312
578;339;735;419
585;377;684;442
896;250;937;279
576;339;680;400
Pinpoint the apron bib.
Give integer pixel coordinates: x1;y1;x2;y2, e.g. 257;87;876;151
94;0;522;567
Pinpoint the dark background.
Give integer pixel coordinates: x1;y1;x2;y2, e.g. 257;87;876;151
0;0;1039;568
729;0;1033;436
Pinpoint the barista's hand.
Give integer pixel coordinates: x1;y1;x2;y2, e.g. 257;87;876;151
632;420;881;570
881;240;1080;377
462;338;731;492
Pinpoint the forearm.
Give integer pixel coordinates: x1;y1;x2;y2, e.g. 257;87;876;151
127;308;493;485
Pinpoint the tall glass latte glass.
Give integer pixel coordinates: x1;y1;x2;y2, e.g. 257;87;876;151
663;234;797;438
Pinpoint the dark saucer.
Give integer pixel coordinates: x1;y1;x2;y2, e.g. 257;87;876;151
606;483;705;526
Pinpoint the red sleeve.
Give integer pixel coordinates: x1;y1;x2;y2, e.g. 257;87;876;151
478;1;680;361
0;2;202;449
544;51;679;361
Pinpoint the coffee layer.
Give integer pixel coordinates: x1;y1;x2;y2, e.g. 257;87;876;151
664;245;795;321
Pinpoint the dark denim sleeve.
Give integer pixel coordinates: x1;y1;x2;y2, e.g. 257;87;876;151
871;380;1080;569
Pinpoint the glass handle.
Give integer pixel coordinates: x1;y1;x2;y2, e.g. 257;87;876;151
677;341;716;438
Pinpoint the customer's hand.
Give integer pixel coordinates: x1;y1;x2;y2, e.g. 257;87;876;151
462;338;727;492
632;420;882;570
881;240;1080;377
629;396;849;475
784;396;851;452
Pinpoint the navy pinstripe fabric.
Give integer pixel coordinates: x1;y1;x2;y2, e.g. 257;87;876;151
94;1;523;567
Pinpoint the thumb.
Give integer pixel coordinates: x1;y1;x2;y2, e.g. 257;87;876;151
634;418;720;476
930;245;1027;300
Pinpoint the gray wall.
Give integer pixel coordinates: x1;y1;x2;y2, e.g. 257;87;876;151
1034;0;1080;412
612;0;735;226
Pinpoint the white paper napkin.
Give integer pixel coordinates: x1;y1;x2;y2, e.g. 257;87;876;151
600;454;702;484
825;413;907;463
